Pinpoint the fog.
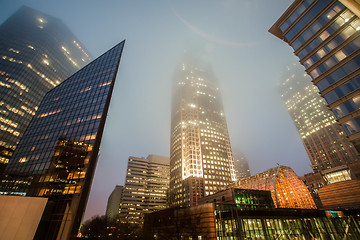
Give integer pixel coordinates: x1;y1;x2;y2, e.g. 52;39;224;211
1;0;313;221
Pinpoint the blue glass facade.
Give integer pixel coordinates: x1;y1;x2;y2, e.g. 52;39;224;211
280;64;359;172
0;6;91;172
270;0;360;152
2;41;124;240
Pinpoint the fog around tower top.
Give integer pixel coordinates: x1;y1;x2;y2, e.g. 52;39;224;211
0;0;310;221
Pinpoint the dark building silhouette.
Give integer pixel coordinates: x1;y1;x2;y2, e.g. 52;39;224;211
1;41;124;240
0;6;91;172
106;185;124;221
169;59;236;207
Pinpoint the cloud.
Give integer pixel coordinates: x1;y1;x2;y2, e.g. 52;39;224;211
171;7;262;47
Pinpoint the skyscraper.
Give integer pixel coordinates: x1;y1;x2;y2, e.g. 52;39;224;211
169;59;236;207
106;185;124;221
269;0;360;153
232;151;251;180
120;155;170;224
279;63;359;172
0;6;91;172
2;41;125;240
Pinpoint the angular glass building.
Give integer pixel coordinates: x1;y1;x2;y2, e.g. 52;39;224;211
2;41;125;240
169;59;236;207
0;6;91;172
269;0;360;153
279;63;359;172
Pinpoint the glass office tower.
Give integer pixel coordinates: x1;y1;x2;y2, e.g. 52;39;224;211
0;6;91;172
169;59;236;207
280;63;359;172
269;0;360;153
2;41;125;240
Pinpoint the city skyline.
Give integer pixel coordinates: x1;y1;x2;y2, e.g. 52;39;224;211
1;0;313;221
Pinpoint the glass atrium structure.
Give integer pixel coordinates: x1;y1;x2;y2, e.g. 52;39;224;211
236;166;317;209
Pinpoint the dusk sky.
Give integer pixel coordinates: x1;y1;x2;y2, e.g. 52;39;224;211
1;0;313;221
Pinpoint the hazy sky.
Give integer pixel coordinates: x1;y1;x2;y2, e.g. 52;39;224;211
1;0;314;221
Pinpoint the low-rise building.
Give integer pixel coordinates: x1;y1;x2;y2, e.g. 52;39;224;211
233;165;317;209
144;202;360;239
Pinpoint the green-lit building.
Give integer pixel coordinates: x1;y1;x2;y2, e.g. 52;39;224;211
198;188;274;210
144;188;360;239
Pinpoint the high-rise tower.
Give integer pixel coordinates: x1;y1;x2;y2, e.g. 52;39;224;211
169;59;236;207
2;41;124;240
269;0;360;153
232;151;251;180
0;6;91;172
279;63;359;172
120;155;170;224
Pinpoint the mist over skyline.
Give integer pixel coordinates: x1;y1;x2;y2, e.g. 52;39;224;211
0;0;313;221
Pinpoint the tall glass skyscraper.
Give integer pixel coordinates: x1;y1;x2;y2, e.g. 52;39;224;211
2;41;125;240
0;6;91;172
269;0;360;153
169;59;236;207
279;63;359;172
